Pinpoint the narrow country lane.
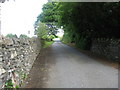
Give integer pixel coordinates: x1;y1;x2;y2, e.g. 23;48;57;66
23;40;118;88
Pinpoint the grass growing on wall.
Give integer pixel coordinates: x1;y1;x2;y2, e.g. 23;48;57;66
4;79;19;89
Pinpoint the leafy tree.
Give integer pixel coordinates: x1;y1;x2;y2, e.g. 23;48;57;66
48;35;55;41
35;22;48;39
19;34;29;38
6;34;18;38
37;2;59;23
37;2;120;50
35;2;60;37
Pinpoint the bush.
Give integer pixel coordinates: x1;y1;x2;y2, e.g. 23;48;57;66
61;33;72;43
42;35;48;40
35;22;48;39
19;34;29;38
42;35;55;41
75;35;91;50
6;34;18;38
48;35;55;41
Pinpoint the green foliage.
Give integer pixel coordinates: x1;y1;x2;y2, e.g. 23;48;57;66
42;35;48;40
6;34;18;38
35;2;59;37
21;73;27;80
19;34;29;38
41;40;45;47
5;79;13;88
75;36;87;50
48;35;55;41
59;2;120;38
37;2;120;50
37;2;59;24
62;33;71;43
42;35;55;41
35;21;55;45
35;22;48;38
41;35;55;48
4;79;19;89
15;85;19;88
43;41;54;48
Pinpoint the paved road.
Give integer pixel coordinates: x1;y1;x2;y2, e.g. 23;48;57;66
24;40;118;88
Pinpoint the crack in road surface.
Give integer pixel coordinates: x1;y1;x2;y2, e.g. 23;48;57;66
23;41;118;88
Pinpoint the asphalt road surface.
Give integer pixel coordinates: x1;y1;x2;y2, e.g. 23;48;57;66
24;40;118;88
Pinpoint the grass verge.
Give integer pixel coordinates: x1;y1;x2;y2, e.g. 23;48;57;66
43;41;54;48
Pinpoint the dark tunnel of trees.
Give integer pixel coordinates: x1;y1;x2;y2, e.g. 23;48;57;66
35;2;120;50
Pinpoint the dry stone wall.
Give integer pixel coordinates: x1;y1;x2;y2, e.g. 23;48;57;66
0;36;41;88
91;38;120;62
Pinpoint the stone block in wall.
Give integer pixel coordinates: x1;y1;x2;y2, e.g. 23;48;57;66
2;38;14;46
0;37;41;88
0;56;2;62
11;51;17;59
91;38;120;62
0;68;6;76
0;79;2;89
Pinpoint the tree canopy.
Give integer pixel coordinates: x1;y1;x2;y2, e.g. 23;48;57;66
36;2;120;49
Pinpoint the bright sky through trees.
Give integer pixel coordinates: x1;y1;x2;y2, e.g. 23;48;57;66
1;0;48;37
